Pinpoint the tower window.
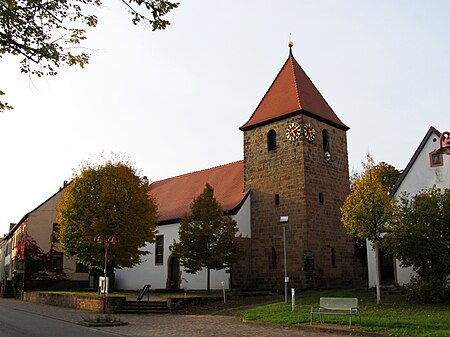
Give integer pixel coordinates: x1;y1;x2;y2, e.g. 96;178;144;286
322;129;331;160
331;248;336;268
319;192;324;204
267;130;277;151
270;247;278;269
275;194;280;205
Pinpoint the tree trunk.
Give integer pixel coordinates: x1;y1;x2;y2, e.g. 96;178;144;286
374;241;381;304
207;267;211;295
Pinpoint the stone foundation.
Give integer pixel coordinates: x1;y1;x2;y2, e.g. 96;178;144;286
22;292;125;313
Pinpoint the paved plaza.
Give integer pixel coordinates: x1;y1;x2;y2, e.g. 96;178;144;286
0;298;365;337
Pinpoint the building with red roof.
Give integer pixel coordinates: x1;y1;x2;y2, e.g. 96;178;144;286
116;44;356;291
150;161;248;224
240;48;348;132
116;161;251;290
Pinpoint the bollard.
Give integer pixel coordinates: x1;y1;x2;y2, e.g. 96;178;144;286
221;281;226;303
291;288;295;312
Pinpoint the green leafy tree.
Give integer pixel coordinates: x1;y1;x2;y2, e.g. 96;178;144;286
57;158;157;274
386;187;450;302
0;0;179;112
171;183;243;293
341;155;399;304
376;162;402;193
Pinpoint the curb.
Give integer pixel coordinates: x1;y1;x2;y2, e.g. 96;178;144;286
77;320;129;327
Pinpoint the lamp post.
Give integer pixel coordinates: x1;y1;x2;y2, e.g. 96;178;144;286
279;216;289;303
94;235;118;314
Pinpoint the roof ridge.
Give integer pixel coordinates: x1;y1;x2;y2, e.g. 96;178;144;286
391;126;441;196
290;54;302;110
240;57;292;131
291;57;347;128
152;160;244;185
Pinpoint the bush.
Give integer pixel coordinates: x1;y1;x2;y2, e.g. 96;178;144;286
405;276;450;303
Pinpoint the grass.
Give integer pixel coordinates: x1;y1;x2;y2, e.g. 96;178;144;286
44;289;230;300
235;289;450;337
39;288;450;336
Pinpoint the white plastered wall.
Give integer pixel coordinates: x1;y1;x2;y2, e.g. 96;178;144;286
366;239;415;287
367;131;449;287
115;195;251;290
393;134;450;198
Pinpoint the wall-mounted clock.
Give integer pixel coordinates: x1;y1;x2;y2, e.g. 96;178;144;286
304;123;316;141
285;122;301;141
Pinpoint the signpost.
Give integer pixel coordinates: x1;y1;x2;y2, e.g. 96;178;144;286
280;216;289;303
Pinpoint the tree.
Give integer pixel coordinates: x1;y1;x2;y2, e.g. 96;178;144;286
57;158;157;274
0;0;179;112
24;239;68;282
385;187;450;302
341;155;399;304
13;234;67;297
376;162;402;193
171;183;243;293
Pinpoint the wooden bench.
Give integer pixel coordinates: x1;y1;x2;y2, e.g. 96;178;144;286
310;297;361;328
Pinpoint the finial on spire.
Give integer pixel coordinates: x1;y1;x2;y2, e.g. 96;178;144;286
288;33;293;56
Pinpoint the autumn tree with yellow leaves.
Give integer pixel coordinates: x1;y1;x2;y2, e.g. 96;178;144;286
57;158;157;275
341;155;400;304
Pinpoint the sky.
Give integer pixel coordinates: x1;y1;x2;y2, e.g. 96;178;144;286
1;1;449;236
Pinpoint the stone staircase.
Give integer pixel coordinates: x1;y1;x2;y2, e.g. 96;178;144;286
115;300;171;314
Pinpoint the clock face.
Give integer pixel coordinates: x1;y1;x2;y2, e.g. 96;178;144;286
304;123;316;141
286;122;301;141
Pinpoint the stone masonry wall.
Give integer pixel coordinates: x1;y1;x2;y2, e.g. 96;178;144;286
302;116;354;288
240;115;354;290
23;292;125;313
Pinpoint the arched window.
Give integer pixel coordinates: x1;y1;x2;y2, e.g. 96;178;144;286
322;129;331;160
270;247;278;269
322;129;329;152
331;248;336;268
267;130;277;151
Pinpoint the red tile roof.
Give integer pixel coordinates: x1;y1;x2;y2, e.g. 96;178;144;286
149;161;247;223
240;50;348;131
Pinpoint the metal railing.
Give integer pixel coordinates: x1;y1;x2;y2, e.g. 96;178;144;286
137;284;151;314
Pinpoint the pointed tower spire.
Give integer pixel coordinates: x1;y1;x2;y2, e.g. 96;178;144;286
240;44;349;131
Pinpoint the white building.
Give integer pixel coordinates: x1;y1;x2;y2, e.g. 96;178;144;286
367;126;450;287
115;161;251;291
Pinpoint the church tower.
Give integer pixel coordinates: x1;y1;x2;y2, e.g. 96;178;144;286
239;44;354;289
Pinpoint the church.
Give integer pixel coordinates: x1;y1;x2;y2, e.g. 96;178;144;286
115;44;355;291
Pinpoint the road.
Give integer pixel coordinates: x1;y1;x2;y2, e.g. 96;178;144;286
0;298;362;337
0;304;117;337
